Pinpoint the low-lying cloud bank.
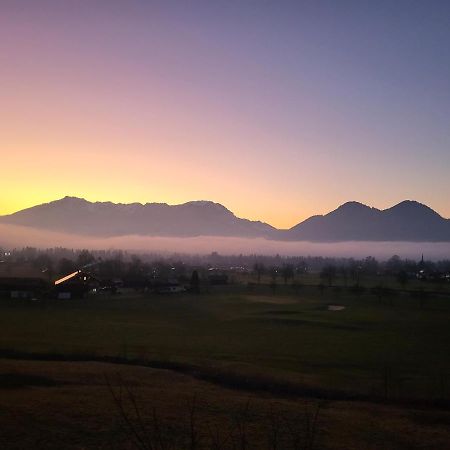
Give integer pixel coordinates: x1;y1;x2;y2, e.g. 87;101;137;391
0;223;449;260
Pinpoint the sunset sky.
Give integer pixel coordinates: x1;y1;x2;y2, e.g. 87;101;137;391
1;1;449;228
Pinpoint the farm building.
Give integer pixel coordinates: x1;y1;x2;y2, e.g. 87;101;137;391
207;269;229;285
0;263;50;299
0;277;49;300
152;279;186;294
54;270;100;299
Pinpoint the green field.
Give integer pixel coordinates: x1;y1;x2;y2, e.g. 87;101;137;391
1;282;449;402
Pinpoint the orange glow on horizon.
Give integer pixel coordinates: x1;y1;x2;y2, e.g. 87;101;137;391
1;3;449;229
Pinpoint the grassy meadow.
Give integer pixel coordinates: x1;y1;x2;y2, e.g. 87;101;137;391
1;278;450;449
1;280;449;400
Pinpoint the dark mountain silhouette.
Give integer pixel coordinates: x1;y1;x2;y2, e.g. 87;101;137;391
283;200;450;242
0;196;275;238
0;197;449;241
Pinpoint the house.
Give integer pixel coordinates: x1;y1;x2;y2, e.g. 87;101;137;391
0;277;48;300
152;278;186;294
0;264;50;300
156;283;186;294
207;268;229;285
54;270;100;299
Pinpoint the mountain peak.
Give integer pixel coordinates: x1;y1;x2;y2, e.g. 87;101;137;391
337;201;371;211
61;196;85;201
390;200;430;210
287;199;448;241
328;201;376;217
1;197;448;241
57;196;89;205
183;200;230;211
0;196;272;238
386;200;442;218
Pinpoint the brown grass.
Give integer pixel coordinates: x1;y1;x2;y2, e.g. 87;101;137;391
0;359;449;449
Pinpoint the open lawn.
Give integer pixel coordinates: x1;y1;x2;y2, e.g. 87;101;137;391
1;282;450;448
0;282;449;402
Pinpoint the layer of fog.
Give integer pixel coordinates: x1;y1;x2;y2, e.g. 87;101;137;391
1;223;449;260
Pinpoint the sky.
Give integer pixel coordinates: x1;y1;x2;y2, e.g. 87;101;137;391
0;0;449;228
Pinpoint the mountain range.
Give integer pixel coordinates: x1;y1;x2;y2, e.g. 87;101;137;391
1;197;449;242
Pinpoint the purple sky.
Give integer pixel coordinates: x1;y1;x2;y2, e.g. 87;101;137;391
1;0;449;227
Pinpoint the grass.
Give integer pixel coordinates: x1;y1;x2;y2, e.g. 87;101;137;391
1;359;449;450
1;281;449;448
0;282;449;402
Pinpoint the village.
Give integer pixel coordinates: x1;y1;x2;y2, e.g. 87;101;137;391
1;247;449;302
